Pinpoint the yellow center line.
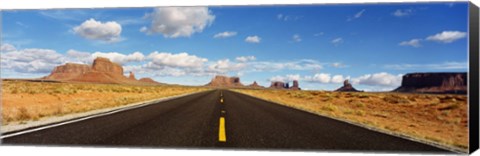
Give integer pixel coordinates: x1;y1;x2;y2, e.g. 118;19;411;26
220;98;224;103
219;117;227;142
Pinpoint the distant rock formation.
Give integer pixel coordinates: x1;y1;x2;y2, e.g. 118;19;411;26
44;57;160;85
335;80;361;92
248;81;264;88
45;63;91;81
393;72;467;94
128;71;136;80
206;75;244;87
269;80;301;90
91;57;123;75
139;78;161;84
270;81;286;89
290;80;301;90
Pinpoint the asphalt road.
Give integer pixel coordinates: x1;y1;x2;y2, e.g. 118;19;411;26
2;89;451;153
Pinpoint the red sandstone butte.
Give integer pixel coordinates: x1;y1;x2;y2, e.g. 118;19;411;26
44;57;160;85
206;75;244;87
393;72;467;94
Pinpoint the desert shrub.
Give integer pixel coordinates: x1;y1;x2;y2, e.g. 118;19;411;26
355;110;366;116
334;93;341;98
383;94;410;104
344;93;353;98
407;96;418;102
321;103;337;112
439;96;457;103
322;97;333;102
438;104;459;111
384;125;399;131
343;110;353;115
454;96;467;102
290;92;313;99
354;102;365;108
357;94;370;99
11;89;18;94
17;107;31;121
373;112;389;118
310;91;320;96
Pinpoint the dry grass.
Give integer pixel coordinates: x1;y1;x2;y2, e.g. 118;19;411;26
1;80;209;125
232;89;468;151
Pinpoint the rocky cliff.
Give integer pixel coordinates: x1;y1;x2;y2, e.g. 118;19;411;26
206;75;244;87
45;63;91;80
335;80;361;92
393;72;467;94
91;57;123;75
44;57;160;85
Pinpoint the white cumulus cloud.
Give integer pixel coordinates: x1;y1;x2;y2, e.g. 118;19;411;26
331;75;347;84
235;56;256;62
92;51;145;65
141;7;215;38
351;72;402;87
399;38;422;47
426;31;467;43
214;31;237;38
1;48;66;73
331;62;347;68
66;49;93;63
245;35;261;43
269;74;300;82
304;73;332;83
73;18;122;43
208;59;247;73
1;43;17;52
148;52;208;68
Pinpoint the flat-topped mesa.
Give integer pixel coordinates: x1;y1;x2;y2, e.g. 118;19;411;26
393;72;467;94
128;71;136;80
43;57;162;85
269;80;301;90
335;80;361;92
206;75;244;87
269;81;286;89
45;63;91;80
92;57;123;75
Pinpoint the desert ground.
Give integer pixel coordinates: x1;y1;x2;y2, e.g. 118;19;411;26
1;80;209;125
232;88;468;152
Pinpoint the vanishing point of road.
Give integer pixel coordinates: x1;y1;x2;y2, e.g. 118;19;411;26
1;90;451;153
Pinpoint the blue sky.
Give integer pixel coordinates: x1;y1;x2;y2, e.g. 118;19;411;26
1;2;469;91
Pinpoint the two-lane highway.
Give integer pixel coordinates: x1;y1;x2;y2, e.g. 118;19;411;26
2;89;451;153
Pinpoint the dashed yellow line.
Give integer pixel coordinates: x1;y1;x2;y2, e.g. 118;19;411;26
219;117;226;142
220;98;224;103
